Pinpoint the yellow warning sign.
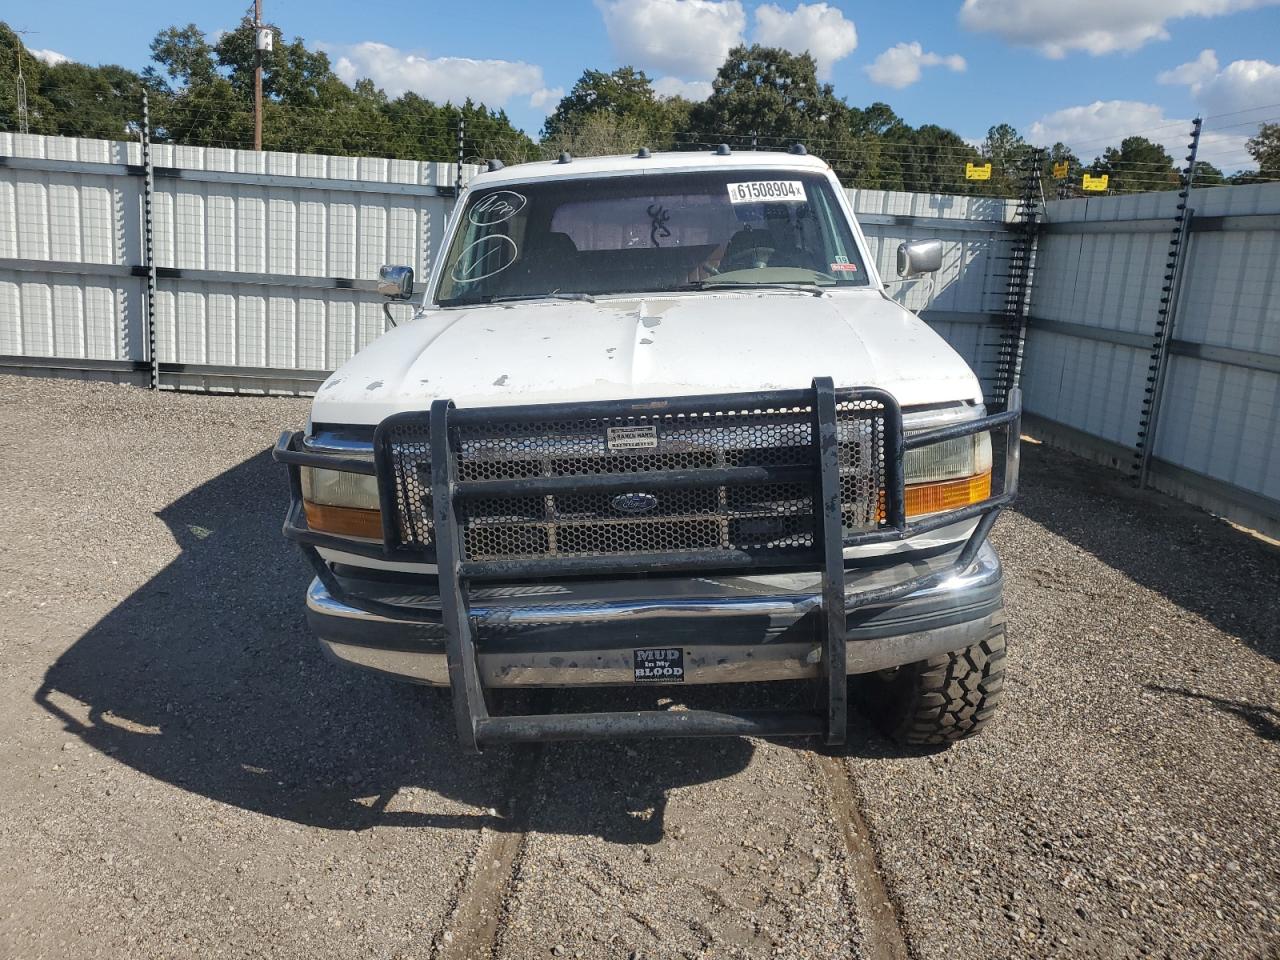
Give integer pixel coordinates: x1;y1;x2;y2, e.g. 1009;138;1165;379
965;162;992;181
1052;161;1069;179
1082;173;1109;192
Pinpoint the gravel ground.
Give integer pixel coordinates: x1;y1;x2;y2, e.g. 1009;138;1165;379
0;374;1277;960
845;438;1280;960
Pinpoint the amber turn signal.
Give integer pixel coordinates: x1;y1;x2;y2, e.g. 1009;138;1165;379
904;470;992;518
303;500;384;539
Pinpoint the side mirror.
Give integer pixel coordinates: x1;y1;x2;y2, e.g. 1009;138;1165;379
377;264;415;300
896;239;943;279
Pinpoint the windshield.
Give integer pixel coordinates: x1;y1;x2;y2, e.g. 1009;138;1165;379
435;169;869;306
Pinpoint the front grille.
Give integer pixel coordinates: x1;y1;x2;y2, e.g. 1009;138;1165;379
383;397;887;563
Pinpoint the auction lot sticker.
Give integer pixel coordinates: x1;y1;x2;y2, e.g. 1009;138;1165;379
633;647;685;683
727;180;806;204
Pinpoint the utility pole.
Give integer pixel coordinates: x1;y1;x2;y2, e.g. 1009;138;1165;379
13;29;33;135
15;51;29;135
253;0;264;151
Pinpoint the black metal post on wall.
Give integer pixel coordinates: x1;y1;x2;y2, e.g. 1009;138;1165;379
1133;117;1202;488
992;148;1044;405
139;90;159;391
455;116;465;199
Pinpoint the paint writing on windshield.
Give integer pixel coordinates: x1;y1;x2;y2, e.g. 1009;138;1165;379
450;234;519;284
469;191;527;227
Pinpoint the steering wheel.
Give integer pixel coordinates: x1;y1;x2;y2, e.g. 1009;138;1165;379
720;245;776;273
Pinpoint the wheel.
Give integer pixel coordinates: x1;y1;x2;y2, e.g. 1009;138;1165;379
856;609;1007;745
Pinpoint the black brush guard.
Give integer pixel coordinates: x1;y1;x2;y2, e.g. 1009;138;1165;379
275;378;1021;752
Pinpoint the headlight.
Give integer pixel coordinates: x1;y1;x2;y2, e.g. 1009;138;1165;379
301;466;383;539
902;426;992;519
904;432;991;484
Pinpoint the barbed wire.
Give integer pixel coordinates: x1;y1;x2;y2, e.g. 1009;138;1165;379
1203;101;1280;122
5;97;1276;198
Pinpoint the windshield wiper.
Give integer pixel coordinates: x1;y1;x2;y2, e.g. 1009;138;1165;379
489;292;597;304
679;281;828;297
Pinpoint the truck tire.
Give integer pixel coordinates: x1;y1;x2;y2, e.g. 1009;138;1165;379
857;611;1007;745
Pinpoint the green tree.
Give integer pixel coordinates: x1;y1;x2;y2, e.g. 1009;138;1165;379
1191;160;1225;187
689;45;848;149
839;102;910;190
213;17;343;107
1042;141;1082;197
1246;122;1280;178
0;23;57;134
37;61;145;140
541;66;694;152
1090;136;1179;193
848;101;909;140
976;123;1032;195
455;99;539;165
983;123;1026;161
542;110;650;158
1047;141;1080;172
905;124;983;194
141;19;535;161
543;67;658;139
147;24;217;88
835;100;986;195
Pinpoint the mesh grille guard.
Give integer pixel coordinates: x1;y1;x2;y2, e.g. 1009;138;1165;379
274;377;1021;751
376;386;891;569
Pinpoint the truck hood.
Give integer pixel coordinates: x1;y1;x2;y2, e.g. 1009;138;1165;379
310;290;982;425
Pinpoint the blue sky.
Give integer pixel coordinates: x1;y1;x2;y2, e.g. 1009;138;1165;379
14;1;1280;169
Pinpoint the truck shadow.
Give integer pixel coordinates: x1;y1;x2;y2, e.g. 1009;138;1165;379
1008;441;1280;665
33;449;753;843
1145;684;1280;743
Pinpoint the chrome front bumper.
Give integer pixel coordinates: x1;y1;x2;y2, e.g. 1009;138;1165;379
306;541;1003;687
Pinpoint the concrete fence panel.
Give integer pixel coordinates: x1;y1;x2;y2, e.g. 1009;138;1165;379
1026;182;1280;536
4;133;1276;533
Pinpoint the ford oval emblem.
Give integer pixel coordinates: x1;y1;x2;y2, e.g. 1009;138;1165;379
611;492;659;515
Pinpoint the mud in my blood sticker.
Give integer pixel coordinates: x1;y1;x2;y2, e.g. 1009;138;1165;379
633;648;685;682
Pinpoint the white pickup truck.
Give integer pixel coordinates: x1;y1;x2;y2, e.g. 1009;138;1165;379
274;147;1020;753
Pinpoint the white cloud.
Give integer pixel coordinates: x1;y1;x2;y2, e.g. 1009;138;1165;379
1196;57;1280;115
1029;100;1173;149
652;76;714;100
327;42;559;111
529;86;565;113
752;3;857;79
1159;49;1280;117
865;42;966;89
29;48;71;67
1028;99;1251;169
959;0;1280;58
1157;48;1220;86
596;0;746;79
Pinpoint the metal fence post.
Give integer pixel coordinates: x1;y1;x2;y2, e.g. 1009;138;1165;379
140;90;159;391
1134;117;1202;488
455;115;465;199
993;148;1044;405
